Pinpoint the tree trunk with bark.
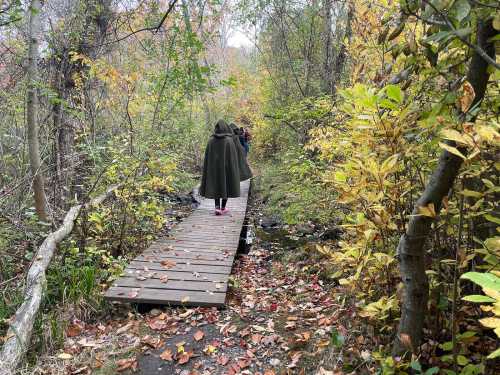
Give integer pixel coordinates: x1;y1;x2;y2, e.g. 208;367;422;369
392;19;497;356
26;0;48;222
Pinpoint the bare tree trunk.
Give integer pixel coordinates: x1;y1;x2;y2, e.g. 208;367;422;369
392;19;496;356
26;0;48;222
322;0;333;94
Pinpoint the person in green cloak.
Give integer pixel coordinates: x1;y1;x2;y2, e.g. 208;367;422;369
199;120;241;215
229;123;253;181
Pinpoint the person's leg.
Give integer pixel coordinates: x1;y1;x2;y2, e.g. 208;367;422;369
214;199;222;215
221;198;229;214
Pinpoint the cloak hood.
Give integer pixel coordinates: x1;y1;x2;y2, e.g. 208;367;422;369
213;119;233;139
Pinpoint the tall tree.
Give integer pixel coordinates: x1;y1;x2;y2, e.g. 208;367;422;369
392;15;497;356
26;0;48;222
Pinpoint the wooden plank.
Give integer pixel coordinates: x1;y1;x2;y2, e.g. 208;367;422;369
122;268;229;282
146;244;237;254
128;260;231;274
111;277;228;292
140;251;234;262
136;254;233;266
104;286;226;307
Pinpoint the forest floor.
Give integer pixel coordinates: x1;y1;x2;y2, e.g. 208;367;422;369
29;178;381;375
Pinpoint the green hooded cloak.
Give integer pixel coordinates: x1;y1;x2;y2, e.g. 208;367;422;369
199;120;241;199
229;123;253;181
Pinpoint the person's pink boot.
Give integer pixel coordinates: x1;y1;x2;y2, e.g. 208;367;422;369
215;209;222;216
221;208;229;215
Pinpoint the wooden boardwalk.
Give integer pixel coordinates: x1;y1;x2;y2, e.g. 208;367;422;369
104;180;250;307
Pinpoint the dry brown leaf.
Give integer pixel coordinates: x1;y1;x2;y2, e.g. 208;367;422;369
160;275;169;283
57;352;73;360
177;351;192;365
127;290;139;298
116;357;137;372
160;260;176;269
193;330;205;341
459;81;475;113
251;334;263;344
160;348;173;361
218;355;230;366
66;324;82;338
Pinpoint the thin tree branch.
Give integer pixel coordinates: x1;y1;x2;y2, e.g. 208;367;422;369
100;0;179;46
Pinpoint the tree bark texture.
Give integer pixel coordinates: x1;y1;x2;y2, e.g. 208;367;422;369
26;0;48;222
392;19;497;356
0;185;119;375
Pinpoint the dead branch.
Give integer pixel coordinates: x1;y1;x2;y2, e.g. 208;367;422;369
0;184;119;375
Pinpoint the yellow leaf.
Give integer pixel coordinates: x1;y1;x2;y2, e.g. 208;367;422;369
479;317;500;329
57;353;73;360
418;203;436;218
439;142;467;159
441;129;474;147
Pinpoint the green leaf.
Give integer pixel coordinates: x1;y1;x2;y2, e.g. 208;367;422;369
461;272;500;291
484;214;500;225
330;328;345;348
487;347;500;359
424;367;440;375
457;355;469;366
386;84;403;104
450;0;471;23
410;360;422;372
462;294;496;303
439;341;453;351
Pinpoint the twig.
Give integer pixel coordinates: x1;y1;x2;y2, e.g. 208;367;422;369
451;180;465;373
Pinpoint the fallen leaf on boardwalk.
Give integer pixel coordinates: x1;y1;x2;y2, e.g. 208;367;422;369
116;357;137;372
136;275;147;281
181;296;190;303
160;348;173;361
194;330;205;341
160;275;169;283
57;352;73;360
177;351;193;365
161;260;176;269
127;290;139;298
215;283;223;289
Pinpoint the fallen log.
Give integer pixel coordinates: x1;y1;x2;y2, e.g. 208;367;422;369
0;184;119;375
